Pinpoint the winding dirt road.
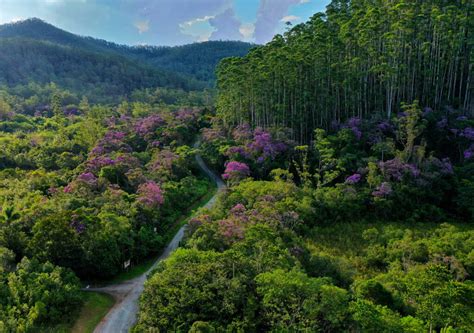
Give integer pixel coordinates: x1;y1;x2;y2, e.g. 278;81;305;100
89;141;225;333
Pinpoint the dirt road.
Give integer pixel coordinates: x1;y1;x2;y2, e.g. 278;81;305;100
89;142;225;333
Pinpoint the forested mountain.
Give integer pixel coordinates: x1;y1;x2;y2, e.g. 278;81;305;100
129;41;255;84
217;0;473;142
0;38;200;102
0;18;253;94
0;18;112;51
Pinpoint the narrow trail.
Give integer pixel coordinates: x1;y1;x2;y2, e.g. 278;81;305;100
88;140;225;333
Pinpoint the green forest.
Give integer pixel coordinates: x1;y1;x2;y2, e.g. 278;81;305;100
0;0;473;332
216;0;472;143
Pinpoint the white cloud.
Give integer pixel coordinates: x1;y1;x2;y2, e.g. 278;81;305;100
254;0;300;44
197;32;212;42
280;15;300;22
300;0;311;3
179;15;215;29
134;20;149;34
209;8;243;41
179;15;215;42
239;23;255;40
7;17;25;23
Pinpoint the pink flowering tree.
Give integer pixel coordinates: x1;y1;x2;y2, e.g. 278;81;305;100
134;115;165;140
137;181;164;209
222;161;250;183
224;126;289;179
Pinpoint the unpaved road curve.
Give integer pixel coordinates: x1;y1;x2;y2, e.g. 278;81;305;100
89;141;225;333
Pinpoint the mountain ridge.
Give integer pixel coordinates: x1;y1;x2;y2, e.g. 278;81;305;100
0;18;254;101
0;18;254;84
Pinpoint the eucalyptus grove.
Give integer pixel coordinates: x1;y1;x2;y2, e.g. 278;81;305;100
217;0;473;143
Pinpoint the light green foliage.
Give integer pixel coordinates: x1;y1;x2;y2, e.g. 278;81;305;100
314;129;342;186
0;258;82;332
256;269;349;331
134;249;255;332
0;247;14;273
350;299;423;333
403;265;474;330
0;98;12;120
395;101;426;163
307;221;474;331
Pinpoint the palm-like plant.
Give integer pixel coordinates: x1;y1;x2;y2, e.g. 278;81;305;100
0;204;20;224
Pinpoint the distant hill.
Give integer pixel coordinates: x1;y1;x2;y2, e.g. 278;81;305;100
0;18;254;100
128;41;256;84
0;38;198;101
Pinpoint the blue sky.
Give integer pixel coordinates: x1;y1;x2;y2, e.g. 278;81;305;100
0;0;330;46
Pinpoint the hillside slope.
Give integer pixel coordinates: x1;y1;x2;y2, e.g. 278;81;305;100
0;18;254;91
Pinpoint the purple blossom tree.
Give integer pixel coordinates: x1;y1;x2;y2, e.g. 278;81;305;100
427;157;454;175
86;156;116;173
345;117;362;140
464;147;473;159
247;128;287;160
226;146;250;159
218;218;245;242
175;108;199;123
230;203;247;217
437;117;448;129
137;181;164;209
70;215;86;234
379;158;420;181
90;130;131;156
345;173;362;184
134;115;165;139
63;184;73;193
461;127;474;141
77;172;98;187
377;120;393;133
222;161;250;182
372;182;393;198
232;123;253;142
149;150;179;175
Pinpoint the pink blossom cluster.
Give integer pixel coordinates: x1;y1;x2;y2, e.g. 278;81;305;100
379;158;420;181
226;126;288;163
218;218;244;242
345;117;362;140
91;130;131;156
222;161;250;181
372;182;392;197
137;181;164;208
248;128;287;161
77;172;98;187
134;115;165;138
175;108;199;123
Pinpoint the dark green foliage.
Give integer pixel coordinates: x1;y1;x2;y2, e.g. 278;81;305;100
130;40;254;85
355;280;395;308
0;38;199;103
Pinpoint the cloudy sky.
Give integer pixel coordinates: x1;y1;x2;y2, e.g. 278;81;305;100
0;0;329;46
